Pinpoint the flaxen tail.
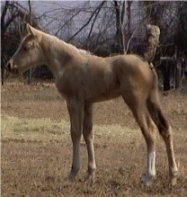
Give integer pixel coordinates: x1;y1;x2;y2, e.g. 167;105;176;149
143;24;170;134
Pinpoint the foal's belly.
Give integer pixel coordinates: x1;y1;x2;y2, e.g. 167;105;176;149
91;92;121;103
85;84;121;103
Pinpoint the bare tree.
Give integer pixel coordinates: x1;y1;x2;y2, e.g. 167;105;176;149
1;0;39;85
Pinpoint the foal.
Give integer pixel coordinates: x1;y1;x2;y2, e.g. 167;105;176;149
7;24;178;186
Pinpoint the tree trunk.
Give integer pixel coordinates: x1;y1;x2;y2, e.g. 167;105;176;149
1;1;9;85
27;0;32;84
114;1;126;54
126;1;132;52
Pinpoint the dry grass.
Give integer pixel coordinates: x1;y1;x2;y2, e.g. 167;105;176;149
1;81;187;197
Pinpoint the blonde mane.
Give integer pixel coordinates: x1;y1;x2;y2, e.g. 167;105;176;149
62;41;91;55
41;31;91;56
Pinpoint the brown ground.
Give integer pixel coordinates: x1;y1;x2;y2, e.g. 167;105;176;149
1;81;187;197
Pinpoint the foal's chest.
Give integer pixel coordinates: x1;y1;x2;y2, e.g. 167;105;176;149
55;72;83;98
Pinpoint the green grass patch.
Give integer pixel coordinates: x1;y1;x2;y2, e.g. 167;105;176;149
1;114;69;141
1;114;140;142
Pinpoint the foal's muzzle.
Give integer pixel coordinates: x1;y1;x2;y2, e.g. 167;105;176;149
6;60;19;75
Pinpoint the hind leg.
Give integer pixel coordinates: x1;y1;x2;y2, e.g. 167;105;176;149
147;100;178;185
158;122;178;185
123;94;157;186
83;103;96;182
136;109;157;186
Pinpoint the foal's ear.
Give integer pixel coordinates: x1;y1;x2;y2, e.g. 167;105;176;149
26;23;32;34
26;23;42;41
26;24;36;36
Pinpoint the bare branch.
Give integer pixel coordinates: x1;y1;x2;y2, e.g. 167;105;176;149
126;26;138;53
54;9;82;36
86;4;103;41
68;1;105;42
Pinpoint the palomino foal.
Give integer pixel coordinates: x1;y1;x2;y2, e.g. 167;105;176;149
7;24;178;186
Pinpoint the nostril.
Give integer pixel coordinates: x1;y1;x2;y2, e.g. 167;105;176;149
5;60;19;74
7;62;11;71
5;61;11;72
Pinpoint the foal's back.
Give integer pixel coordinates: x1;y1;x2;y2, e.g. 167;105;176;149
80;54;155;103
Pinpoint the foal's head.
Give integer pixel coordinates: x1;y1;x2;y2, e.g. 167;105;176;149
7;24;45;75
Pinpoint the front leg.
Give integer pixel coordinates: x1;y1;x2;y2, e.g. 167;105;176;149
83;103;96;182
67;99;84;181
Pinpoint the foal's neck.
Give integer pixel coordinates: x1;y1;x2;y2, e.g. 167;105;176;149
40;33;83;78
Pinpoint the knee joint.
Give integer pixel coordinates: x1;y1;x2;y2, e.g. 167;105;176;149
71;129;81;139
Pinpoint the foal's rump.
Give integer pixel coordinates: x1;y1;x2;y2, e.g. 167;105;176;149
110;54;156;95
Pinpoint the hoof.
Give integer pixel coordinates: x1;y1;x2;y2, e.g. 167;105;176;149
68;168;79;181
84;170;96;183
68;173;76;181
170;176;177;186
170;170;178;186
141;174;155;186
